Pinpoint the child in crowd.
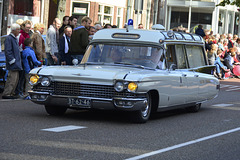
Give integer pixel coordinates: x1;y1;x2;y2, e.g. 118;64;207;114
214;48;230;80
22;38;42;99
207;44;217;65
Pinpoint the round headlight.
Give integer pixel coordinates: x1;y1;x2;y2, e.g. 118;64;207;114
41;77;50;86
30;75;39;85
114;82;124;92
128;82;138;92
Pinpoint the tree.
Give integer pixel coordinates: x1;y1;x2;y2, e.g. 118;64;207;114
217;0;240;7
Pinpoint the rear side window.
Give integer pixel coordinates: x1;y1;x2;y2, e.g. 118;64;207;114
185;45;205;68
175;45;187;69
166;45;177;68
166;44;187;69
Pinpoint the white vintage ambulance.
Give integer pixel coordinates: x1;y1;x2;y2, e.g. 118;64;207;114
28;20;219;123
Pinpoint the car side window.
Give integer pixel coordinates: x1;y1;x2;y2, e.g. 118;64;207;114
175;45;187;69
166;45;177;69
185;45;206;68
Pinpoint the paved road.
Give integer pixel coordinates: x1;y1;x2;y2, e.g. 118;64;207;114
0;78;240;160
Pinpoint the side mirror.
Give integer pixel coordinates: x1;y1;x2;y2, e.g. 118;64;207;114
72;59;79;66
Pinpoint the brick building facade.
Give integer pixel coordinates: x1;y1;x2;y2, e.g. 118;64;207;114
1;0;128;35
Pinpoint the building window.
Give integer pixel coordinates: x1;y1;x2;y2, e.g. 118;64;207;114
171;11;212;29
117;8;123;28
171;11;189;29
228;13;233;34
98;5;102;13
218;11;225;34
14;0;33;16
72;2;89;24
234;13;239;35
98;5;113;26
104;6;112;14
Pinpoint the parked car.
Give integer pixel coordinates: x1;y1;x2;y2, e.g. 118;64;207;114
0;35;8;88
28;22;219;123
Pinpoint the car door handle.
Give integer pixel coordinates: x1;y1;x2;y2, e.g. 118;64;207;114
194;75;199;77
182;74;187;77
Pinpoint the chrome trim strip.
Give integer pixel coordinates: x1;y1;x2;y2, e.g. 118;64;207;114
29;91;147;102
28;91;50;95
113;97;146;101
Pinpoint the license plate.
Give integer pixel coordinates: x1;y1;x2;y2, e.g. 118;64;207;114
68;98;91;108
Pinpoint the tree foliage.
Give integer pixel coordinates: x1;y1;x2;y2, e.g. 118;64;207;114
217;0;240;7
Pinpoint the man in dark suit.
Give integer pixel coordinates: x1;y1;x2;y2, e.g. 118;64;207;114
59;26;72;65
2;23;22;99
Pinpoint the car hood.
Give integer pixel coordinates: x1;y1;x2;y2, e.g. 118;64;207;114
31;65;153;84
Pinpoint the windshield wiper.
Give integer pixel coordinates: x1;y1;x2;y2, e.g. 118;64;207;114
82;62;105;65
82;62;154;70
114;62;148;69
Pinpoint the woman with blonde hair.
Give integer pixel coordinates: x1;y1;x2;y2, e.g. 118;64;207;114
207;44;218;65
31;23;47;65
15;19;24;29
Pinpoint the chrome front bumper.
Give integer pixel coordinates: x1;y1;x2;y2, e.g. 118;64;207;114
29;91;147;111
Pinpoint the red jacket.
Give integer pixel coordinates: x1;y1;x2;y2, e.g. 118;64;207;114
19;30;30;51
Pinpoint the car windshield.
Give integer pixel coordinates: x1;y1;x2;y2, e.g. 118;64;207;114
83;44;166;69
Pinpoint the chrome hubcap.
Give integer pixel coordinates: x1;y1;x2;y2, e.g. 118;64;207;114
141;100;149;117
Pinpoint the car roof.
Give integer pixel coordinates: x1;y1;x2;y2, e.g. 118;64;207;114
92;28;164;44
92;28;204;45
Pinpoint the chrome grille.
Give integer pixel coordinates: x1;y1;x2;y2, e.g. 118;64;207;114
33;81;144;99
54;82;114;98
33;83;54;92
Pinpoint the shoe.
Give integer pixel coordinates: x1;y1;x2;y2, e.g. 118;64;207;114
24;96;31;100
213;72;218;78
232;74;240;79
17;93;25;99
2;95;19;99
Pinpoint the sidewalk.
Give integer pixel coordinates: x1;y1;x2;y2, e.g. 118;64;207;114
220;77;240;83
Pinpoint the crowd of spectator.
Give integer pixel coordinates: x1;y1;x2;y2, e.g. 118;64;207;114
194;25;240;80
172;24;240;80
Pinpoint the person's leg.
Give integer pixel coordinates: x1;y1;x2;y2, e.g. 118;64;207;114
46;52;54;66
215;64;220;74
2;70;19;97
214;64;222;79
24;73;31;97
15;70;25;96
54;52;61;65
66;54;72;65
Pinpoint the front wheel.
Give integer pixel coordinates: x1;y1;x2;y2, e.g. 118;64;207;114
130;93;152;123
186;103;201;113
45;105;67;116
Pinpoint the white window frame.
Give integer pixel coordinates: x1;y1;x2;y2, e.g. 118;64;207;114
98;4;114;26
70;0;90;17
117;7;123;28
